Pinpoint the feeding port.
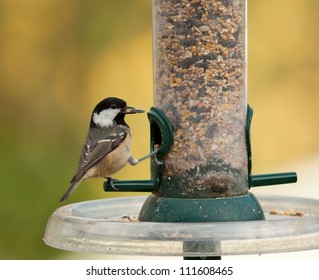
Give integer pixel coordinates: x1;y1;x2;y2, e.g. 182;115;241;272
44;0;319;258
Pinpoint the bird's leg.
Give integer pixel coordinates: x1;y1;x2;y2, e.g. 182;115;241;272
128;148;160;166
105;177;119;190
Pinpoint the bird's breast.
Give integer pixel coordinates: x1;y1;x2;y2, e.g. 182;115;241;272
94;131;132;176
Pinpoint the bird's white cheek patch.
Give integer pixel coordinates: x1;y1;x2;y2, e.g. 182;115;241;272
93;109;120;127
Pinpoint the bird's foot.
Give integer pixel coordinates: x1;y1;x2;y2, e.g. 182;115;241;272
129;148;161;166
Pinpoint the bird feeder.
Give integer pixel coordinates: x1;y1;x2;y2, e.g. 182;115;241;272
139;0;261;223
44;0;319;259
107;0;295;223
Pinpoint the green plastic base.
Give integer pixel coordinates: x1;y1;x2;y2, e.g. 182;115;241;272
138;192;265;222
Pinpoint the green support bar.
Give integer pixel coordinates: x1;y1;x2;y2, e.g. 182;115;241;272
104;180;154;192
251;172;297;187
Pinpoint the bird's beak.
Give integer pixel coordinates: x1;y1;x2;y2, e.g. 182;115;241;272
122;106;145;114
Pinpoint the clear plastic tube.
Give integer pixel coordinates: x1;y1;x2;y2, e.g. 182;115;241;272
153;0;247;198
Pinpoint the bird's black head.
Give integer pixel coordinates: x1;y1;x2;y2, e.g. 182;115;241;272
90;97;144;128
93;97;127;114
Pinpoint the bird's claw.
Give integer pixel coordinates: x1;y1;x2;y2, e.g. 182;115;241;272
151;148;163;165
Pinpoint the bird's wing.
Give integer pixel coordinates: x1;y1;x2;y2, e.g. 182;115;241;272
73;128;128;181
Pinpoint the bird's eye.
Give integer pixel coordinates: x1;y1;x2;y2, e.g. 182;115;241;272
110;104;117;109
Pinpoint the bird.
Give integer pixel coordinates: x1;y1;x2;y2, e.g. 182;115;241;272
59;97;155;202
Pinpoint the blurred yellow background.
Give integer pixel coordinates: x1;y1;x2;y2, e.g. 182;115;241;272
1;0;319;259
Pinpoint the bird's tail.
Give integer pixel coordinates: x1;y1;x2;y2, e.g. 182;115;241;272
59;176;83;202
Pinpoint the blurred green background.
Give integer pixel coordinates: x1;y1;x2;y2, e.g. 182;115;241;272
1;0;319;259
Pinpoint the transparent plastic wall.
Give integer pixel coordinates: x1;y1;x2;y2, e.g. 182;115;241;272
153;0;247;198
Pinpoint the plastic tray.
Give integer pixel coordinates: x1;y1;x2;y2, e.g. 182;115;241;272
43;195;319;256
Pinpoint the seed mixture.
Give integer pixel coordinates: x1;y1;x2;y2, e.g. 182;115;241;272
270;209;305;217
118;215;140;222
153;0;247;197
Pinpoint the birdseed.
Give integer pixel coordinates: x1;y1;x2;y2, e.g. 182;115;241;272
153;0;248;198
